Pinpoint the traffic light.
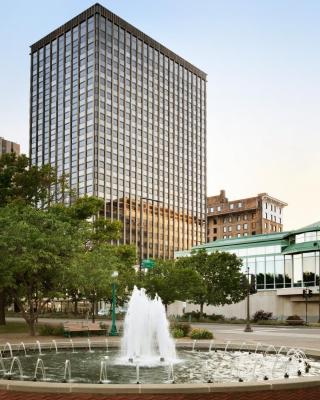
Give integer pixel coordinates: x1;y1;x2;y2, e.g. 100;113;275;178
303;288;313;299
250;274;257;294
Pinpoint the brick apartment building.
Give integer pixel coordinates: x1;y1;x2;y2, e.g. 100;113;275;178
207;190;287;241
0;137;20;156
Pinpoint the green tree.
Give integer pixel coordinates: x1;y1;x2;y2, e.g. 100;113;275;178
0;152;71;324
142;259;204;312
176;249;208;314
73;244;136;322
179;249;246;315
0;205;84;335
0;152;69;208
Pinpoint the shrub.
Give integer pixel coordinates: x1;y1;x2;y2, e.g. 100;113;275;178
183;311;203;321
38;324;64;336
189;328;213;340
286;315;304;326
253;310;273;322
170;321;191;337
208;313;225;321
171;328;184;338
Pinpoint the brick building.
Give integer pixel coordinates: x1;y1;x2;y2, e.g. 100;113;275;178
0;137;20;156
207;190;287;241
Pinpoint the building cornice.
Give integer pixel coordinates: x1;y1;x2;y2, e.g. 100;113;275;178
30;3;207;80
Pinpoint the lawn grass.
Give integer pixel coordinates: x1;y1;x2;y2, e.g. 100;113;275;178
0;321;29;334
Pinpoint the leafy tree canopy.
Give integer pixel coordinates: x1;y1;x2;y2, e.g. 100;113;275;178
177;249;246;312
142;259;204;310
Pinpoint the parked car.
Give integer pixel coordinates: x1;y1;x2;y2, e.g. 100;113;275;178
98;309;109;316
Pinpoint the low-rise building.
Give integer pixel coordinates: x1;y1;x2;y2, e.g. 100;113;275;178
207;190;287;242
0;137;20;156
175;222;320;321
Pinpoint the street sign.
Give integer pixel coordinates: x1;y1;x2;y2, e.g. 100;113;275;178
141;259;155;269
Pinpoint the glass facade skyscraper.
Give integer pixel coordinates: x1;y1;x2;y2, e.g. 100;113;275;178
30;4;207;259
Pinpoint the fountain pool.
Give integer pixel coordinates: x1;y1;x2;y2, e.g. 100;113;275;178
1;344;320;384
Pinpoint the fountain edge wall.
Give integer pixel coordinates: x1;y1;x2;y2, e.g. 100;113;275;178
0;377;320;399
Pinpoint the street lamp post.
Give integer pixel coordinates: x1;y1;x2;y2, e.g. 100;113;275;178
244;266;253;333
109;271;119;336
303;288;313;324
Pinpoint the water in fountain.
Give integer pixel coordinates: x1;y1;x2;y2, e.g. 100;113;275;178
62;359;71;382
35;341;42;355
33;358;46;381
99;359;110;383
3;343;13;358
18;342;27;357
8;357;23;380
120;286;176;365
0;357;6;375
51;340;58;354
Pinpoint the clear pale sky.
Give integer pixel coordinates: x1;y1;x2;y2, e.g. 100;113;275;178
0;0;319;230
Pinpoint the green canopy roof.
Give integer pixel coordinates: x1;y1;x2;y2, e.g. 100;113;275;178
282;241;320;254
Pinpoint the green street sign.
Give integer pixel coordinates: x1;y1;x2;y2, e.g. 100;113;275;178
141;259;155;269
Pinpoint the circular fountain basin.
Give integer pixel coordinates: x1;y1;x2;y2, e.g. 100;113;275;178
1;347;320;384
0;340;320;400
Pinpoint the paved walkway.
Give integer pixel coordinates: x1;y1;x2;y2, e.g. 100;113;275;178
194;323;320;350
1;319;320;351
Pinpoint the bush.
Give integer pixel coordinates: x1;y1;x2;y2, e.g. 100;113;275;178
189;328;213;340
171;328;184;338
207;313;225;321
38;324;64;336
183;311;203;321
170;321;191;337
286;315;304;326
253;310;273;322
99;322;109;330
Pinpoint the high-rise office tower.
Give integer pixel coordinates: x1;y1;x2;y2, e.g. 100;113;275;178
30;3;207;259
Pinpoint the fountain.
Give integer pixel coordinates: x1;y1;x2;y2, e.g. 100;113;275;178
35;341;42;355
62;360;71;383
33;359;46;381
3;343;13;358
51;340;58;354
99;359;109;384
7;357;23;380
18;342;27;357
121;286;176;364
0;289;319;391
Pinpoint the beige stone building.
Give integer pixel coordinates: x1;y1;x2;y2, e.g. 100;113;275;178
0;137;20;156
207;190;287;242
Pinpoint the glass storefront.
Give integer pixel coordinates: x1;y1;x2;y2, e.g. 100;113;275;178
228;246;319;290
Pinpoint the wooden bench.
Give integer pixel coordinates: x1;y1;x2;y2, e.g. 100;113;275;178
63;322;109;337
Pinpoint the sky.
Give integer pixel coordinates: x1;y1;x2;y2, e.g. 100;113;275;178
0;0;319;230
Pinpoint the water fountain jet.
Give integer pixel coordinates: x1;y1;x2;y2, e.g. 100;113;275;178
121;287;176;365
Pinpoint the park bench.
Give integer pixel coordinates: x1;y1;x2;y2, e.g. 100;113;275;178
63;321;109;337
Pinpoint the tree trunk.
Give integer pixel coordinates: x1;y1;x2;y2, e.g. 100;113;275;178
74;299;78;314
200;302;204;318
27;319;36;336
27;297;37;336
0;290;6;325
91;300;95;323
